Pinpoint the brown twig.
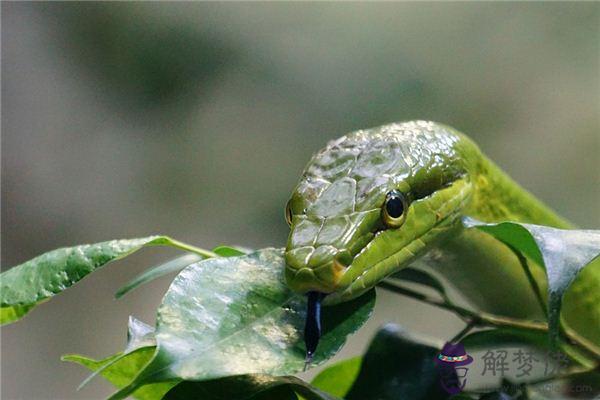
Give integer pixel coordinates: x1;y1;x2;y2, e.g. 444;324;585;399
377;280;600;363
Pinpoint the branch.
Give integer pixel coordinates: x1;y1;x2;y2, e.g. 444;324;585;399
377;280;600;363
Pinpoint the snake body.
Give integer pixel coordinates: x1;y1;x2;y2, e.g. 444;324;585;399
284;121;599;348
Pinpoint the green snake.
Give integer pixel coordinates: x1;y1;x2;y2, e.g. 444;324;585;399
283;121;599;358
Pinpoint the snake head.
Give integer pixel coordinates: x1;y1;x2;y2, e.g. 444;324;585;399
284;121;474;304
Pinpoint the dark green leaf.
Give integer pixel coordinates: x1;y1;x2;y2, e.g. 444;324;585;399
165;375;338;400
115;254;203;299
461;328;594;368
345;323;448;400
1;236;214;325
110;248;375;399
463;218;600;344
310;357;362;398
461;328;549;350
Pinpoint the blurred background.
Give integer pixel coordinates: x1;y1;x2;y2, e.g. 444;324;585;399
2;2;599;399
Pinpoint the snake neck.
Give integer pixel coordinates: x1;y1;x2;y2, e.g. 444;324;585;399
465;154;572;229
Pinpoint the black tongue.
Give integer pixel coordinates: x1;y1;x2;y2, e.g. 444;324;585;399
304;291;324;369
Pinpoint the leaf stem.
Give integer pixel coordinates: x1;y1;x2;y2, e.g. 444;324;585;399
506;244;548;319
165;238;218;258
377;281;600;362
450;319;477;343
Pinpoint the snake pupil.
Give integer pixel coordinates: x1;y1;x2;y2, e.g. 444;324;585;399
386;196;404;218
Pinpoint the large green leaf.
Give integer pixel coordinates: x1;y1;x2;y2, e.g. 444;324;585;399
68;314;334;400
464;218;600;344
164;375;339;400
345;323;448;400
110;248;375;399
1;236;215;325
310;357;362;398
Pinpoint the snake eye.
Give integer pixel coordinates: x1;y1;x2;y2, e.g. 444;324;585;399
285;201;293;226
382;190;408;228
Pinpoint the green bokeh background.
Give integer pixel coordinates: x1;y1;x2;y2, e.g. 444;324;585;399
2;3;598;399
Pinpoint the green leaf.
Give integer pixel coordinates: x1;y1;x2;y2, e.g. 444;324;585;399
115;254;204;299
461;328;550;350
463;218;600;344
211;245;252;257
164;375;339;400
310;357;362;398
0;303;35;325
66;347;334;400
62;347;176;400
77;316;157;390
1;236;215;325
70;317;314;400
345;323;448;400
110;248;375;399
115;246;250;299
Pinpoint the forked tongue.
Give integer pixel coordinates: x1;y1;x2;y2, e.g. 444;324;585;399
303;291;324;370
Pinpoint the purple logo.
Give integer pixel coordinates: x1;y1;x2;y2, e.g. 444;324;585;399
435;342;473;394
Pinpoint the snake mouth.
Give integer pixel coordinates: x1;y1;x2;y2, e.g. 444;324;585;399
324;214;457;305
284;248;358;293
285;179;471;300
284;209;381;294
323;179;472;305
